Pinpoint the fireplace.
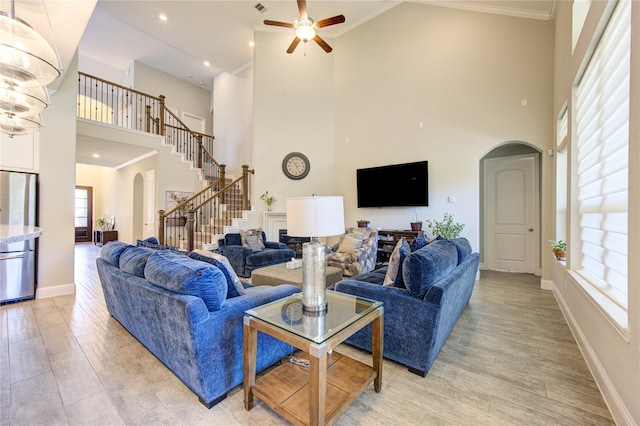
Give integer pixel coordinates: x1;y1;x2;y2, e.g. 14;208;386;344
279;229;310;258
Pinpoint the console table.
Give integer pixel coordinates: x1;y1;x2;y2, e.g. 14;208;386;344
94;230;118;246
377;229;423;264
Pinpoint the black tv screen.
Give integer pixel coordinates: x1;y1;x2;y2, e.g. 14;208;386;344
357;161;429;207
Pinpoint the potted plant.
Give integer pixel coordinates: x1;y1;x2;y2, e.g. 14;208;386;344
96;216;108;231
410;208;422;232
425;212;464;239
549;240;567;260
168;192;192;226
260;190;276;211
357;219;370;228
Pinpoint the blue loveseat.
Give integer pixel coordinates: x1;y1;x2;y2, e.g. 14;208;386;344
96;241;300;407
218;231;295;277
332;237;479;376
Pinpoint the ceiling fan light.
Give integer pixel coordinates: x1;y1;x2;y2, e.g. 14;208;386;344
0;83;48;116
295;18;316;42
0;12;60;87
0;111;43;136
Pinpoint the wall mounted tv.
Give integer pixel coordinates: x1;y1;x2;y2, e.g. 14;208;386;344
357;161;428;208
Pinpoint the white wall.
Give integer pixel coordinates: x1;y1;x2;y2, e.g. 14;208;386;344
252;31;337;216
36;53;80;298
551;1;640;423
133;62;213;135
212;69;253;177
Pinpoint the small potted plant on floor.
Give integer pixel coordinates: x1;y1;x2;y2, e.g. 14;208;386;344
425;212;464;239
357;219;370;228
549;240;567;261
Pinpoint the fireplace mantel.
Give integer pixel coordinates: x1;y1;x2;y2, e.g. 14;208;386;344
263;212;287;242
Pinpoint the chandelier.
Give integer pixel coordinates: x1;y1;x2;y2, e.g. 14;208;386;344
0;0;60;137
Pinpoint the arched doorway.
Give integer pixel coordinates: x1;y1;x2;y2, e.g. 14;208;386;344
480;142;541;275
132;173;144;241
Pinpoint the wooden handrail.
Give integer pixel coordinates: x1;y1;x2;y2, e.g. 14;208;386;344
79;71;161;101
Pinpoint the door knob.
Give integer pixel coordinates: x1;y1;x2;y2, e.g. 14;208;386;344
528;228;534;232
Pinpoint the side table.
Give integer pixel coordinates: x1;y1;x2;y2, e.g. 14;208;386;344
243;291;383;426
93;230;118;246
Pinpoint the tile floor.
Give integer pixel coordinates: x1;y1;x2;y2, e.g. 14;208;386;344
0;243;614;425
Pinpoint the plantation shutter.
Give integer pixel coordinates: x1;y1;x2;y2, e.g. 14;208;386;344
574;0;630;308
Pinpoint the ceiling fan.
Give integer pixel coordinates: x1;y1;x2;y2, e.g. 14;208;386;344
264;0;345;54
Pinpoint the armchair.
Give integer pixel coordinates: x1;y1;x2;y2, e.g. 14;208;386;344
218;231;295;277
326;227;378;277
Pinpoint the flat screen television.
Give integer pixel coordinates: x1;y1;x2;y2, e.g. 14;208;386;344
357;161;428;207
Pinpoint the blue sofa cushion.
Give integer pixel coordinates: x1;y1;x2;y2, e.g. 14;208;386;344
144;250;228;311
450;238;472;264
119;246;155;277
409;237;428;252
100;241;130;267
136;238;179;251
189;250;246;298
246;249;293;267
402;239;459;298
384;237;411;288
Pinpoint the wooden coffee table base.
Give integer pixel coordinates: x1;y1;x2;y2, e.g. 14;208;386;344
251;352;376;426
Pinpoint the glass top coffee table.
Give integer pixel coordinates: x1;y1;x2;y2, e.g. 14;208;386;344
243;290;384;426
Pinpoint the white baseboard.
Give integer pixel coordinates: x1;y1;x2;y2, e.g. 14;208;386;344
36;283;76;299
553;287;636;426
540;279;553;290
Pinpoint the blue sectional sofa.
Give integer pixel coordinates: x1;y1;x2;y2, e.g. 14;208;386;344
96;241;300;407
332;237;479;376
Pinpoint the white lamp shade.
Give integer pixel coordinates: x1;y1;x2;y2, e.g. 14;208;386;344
286;196;345;238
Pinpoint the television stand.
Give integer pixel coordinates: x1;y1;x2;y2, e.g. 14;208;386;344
377;229;423;264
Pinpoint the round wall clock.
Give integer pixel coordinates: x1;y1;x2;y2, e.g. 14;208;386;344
282;152;310;180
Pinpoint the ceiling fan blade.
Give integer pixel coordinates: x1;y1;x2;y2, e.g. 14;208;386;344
264;20;295;28
297;0;307;18
316;15;346;28
313;35;332;53
287;37;301;54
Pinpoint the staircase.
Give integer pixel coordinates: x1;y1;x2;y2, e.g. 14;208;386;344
77;72;254;250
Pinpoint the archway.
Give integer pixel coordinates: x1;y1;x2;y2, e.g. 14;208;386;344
480;142;542;274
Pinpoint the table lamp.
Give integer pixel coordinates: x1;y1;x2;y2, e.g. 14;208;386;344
286;195;345;314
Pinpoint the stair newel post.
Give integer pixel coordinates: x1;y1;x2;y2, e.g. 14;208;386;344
196;134;203;170
219;164;226;204
242;165;253;210
158;210;166;245
145;105;152;133
158;95;166;136
187;209;195;252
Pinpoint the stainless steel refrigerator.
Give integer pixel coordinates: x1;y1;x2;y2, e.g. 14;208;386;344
0;170;38;304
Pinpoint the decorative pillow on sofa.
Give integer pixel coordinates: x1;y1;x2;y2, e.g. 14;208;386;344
337;234;364;253
383;237;411;288
245;234;263;251
144;250;227;311
100;241;130;267
240;228;265;249
450;238;472;264
119;246;155;277
402;239;459;298
136;238;178;251
189;249;246;298
409;237;428;252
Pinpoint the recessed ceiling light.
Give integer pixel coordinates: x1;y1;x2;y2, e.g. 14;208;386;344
249;41;255;47
159;13;168;22
92;153;100;158
204;61;210;67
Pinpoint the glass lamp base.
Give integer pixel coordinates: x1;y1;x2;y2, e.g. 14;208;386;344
301;238;328;314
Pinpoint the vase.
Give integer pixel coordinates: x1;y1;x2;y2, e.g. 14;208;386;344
167;216;187;227
410;222;422;232
267;204;272;212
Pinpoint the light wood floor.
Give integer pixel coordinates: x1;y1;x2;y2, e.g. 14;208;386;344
0;243;614;425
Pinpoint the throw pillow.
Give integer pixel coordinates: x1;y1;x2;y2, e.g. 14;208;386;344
119;246;154;277
189;249;246;298
239;228;265;249
145;250;227;311
245;234;264;251
337;234;364;253
409;237;428;252
383;237;411;288
100;241;130;266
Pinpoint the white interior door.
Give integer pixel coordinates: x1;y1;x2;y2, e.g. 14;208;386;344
485;154;539;273
144;170;155;238
182;112;205;133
